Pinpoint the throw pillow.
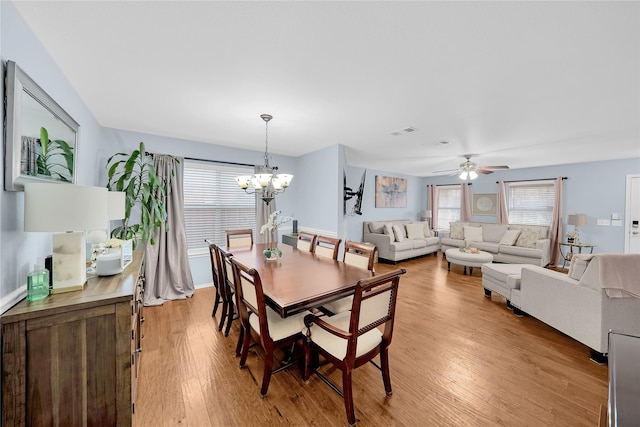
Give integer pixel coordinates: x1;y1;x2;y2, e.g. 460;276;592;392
515;228;540;248
463;226;483;242
392;224;405;242
383;223;394;236
368;223;385;234
568;254;592;281
499;229;521;246
405;223;424;240
449;222;464;240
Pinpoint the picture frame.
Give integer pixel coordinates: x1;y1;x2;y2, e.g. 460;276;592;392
472;193;498;216
375;175;407;208
4;61;79;191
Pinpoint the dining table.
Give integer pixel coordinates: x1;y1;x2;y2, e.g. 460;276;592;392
221;243;373;318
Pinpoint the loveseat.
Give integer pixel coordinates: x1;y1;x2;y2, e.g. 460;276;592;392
363;220;439;263
440;221;551;266
520;254;640;360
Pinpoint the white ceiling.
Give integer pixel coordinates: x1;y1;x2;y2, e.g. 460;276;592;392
13;1;640;177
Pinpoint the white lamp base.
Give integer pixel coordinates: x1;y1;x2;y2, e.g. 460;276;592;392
52;232;87;293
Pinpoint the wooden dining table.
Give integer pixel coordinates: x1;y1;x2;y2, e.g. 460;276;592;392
221;243;373;318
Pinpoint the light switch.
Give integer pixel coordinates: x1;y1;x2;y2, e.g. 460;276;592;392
597;219;611;226
612;213;620;220
611;219;623;227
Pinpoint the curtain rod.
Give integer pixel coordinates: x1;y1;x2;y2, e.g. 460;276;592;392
145;151;254;168
428;183;472;186
496;177;567;184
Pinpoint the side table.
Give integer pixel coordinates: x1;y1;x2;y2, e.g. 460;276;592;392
559;242;594;269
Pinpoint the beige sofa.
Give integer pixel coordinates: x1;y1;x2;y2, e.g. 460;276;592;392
440;221;551;266
520;254;640;361
363;220;439;263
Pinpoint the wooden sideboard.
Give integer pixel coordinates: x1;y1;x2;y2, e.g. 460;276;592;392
1;251;144;426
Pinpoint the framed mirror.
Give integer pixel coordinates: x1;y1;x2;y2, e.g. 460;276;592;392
4;60;79;191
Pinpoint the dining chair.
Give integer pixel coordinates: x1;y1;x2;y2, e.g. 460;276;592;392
205;239;224;320
220;249;240;337
321;241;377;315
303;268;406;427
231;257;311;398
226;229;254;248
314;235;341;260
296;231;317;252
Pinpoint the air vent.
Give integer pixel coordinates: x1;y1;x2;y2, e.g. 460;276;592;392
390;126;418;136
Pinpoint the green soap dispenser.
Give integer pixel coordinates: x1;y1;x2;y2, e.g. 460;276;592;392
27;260;50;301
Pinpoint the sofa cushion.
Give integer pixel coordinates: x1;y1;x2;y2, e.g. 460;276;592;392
383;223;394;236
482;223;508;243
389;241;414;252
450;222;464;239
499;229;521;246
569;254;592;281
440;237;463;247
470;241;500;254
423;236;440;246
499;245;542;257
411;221;433;238
405;223;424;240
464;226;483;242
368;221;386;234
412;239;427;249
392;225;405;242
515;227;542;248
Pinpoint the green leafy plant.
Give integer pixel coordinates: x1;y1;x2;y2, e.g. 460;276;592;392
106;142;176;247
36;127;74;181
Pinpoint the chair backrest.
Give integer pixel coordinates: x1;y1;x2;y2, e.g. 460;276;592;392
314;235;341;260
343;241;376;272
226;229;254;248
230;257;271;340
347;268;406;356
205;239;222;290
297;231;317;252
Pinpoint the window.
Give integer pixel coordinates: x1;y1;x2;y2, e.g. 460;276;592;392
436;185;461;230
183;160;256;254
507;180;555;225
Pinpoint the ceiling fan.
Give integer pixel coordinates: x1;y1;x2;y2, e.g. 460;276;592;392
432;154;509;180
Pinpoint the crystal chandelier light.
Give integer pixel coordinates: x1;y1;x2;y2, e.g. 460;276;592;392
235;114;293;205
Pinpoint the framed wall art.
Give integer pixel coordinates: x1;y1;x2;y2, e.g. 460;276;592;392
472;193;498;216
375;175;407;208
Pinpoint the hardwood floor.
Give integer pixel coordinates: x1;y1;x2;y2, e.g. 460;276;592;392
133;253;607;426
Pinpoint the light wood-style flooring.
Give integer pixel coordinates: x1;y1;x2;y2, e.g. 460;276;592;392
133;253;607;426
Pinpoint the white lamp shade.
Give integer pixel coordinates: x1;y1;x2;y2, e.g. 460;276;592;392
24;183;108;232
108;191;126;220
568;213;588;226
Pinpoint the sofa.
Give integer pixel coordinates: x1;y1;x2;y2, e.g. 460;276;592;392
363;220;439;263
440;221;551;266
520;254;640;360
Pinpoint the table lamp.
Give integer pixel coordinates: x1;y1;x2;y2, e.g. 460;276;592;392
24;183;108;293
567;213;588;244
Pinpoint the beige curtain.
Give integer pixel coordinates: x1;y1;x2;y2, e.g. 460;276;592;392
548;176;564;266
427;185;438;231
256;196;275;244
460;183;472;222
144;155;195;306
497;181;509;224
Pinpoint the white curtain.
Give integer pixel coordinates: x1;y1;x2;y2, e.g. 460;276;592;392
256;196;276;244
427;185;438;231
548;176;564;266
144;155;195;306
460;183;472;222
497;181;509;224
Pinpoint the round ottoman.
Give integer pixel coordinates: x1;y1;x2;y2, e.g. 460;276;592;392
445;248;493;275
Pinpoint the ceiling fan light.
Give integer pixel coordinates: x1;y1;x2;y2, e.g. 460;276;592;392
459;171;468;180
469;170;478;180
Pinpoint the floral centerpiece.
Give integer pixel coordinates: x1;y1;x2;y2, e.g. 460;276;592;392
260;210;293;260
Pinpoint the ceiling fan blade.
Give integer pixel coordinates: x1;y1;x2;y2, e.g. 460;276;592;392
476;169;494;175
481;165;510;170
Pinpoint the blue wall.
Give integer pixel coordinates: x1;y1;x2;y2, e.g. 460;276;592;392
2;0;638;306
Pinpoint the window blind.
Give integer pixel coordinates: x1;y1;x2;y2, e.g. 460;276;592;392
437;185;461;230
507;180;555;225
183;160;256;254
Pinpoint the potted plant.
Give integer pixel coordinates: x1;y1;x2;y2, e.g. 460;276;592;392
106;142;176;248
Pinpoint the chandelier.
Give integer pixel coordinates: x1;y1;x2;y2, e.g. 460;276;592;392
235;114;293;205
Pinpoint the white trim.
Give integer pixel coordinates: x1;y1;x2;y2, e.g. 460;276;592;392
195;282;214;290
1;285;27;315
296;227;338;238
625;174;640;254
